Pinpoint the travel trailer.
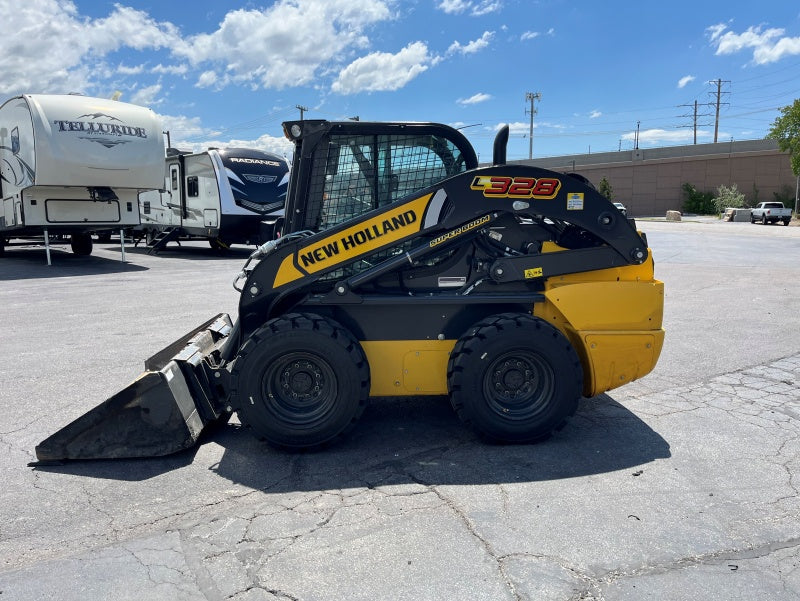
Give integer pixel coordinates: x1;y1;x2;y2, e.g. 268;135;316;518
0;94;164;261
138;147;289;250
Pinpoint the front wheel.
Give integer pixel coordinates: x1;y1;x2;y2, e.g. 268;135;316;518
230;313;370;448
448;313;583;443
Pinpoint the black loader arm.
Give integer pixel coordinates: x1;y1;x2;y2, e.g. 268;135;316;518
235;162;648;341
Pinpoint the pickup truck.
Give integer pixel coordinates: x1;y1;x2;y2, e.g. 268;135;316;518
750;202;792;225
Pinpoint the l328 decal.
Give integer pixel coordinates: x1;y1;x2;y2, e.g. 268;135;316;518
470;176;561;199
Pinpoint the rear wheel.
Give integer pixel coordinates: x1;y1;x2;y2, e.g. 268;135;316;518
784;218;791;226
230;313;370;448
70;233;93;256
762;215;768;225
448;313;582;443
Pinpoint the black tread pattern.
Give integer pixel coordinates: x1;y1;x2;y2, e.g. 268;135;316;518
230;312;370;448
447;312;582;442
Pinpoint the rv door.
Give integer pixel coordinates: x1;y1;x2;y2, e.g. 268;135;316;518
169;163;186;222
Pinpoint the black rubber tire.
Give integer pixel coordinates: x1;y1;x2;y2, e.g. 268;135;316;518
750;215;755;224
70;233;93;256
762;215;768;225
447;313;583;443
784;218;791;226
230;313;370;449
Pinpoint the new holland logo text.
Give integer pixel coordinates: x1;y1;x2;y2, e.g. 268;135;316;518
470;176;561;199
300;210;417;268
429;214;492;248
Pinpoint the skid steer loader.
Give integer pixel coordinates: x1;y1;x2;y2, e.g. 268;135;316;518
35;120;664;461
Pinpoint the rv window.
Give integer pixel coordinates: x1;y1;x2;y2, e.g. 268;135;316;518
187;176;199;197
171;168;178;191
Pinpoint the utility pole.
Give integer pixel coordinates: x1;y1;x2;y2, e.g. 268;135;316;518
634;120;640;150
677;100;712;144
525;92;541;159
296;104;309;120
709;79;730;143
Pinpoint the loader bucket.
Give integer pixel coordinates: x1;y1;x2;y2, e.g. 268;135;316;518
35;314;233;461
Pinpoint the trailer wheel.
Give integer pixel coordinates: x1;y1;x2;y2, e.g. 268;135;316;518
231;313;370;449
70;233;93;256
448;313;582;443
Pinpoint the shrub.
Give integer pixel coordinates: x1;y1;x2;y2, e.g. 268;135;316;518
681;182;715;215
598;177;614;201
713;183;745;214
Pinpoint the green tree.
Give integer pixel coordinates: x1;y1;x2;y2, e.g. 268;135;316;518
598;176;614;201
767;98;800;176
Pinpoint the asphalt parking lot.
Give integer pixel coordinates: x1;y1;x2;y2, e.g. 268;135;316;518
1;218;799;600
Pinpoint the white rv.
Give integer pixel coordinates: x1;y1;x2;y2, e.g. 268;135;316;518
138;147;289;250
0;94;164;258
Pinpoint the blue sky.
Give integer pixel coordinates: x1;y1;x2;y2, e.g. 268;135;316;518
1;0;799;162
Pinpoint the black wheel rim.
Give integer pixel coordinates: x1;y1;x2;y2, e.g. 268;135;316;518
260;351;338;426
482;350;555;420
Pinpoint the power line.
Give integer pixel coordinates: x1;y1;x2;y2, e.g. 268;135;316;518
677;100;713;145
524;92;541;159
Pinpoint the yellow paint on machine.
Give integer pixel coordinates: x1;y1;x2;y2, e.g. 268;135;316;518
272;194;433;288
361;340;454;396
532;250;665;397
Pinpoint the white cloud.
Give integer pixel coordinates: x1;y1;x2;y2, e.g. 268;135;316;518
157;113;209;142
130;84;162;106
448;31;494;55
458;93;492;105
677;75;695;88
196;70;219;89
175;132;294;157
173;0;393;90
521;31;540;41
706;23;800;64
502;121;531;135
152;63;189;75
589;110;602;119
0;0;177;95
437;0;501;16
471;1;502;16
332;42;432;94
621;128;714;145
117;64;145;75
